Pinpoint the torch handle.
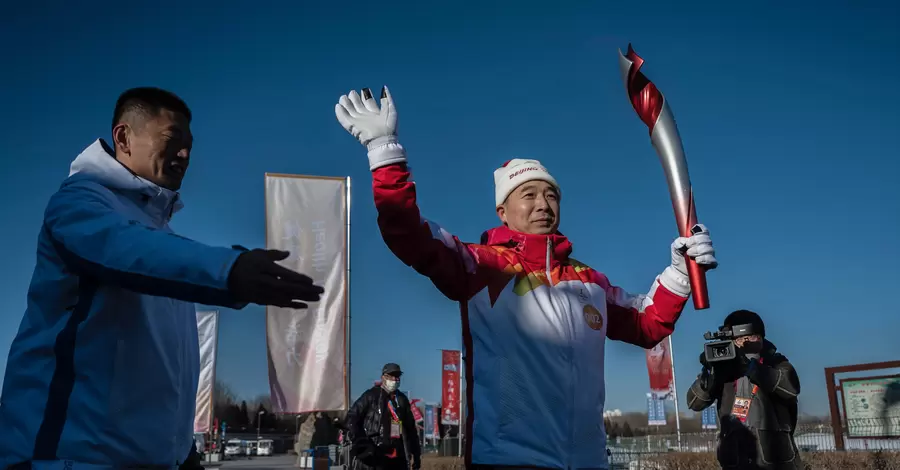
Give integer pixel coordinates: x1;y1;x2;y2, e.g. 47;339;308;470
682;200;709;310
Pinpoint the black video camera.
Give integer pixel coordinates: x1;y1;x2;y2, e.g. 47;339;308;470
702;323;756;363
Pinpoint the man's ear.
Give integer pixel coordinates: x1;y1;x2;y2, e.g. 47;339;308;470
112;123;130;157
496;205;508;225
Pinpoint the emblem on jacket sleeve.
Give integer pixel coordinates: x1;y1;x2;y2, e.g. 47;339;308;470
583;305;604;330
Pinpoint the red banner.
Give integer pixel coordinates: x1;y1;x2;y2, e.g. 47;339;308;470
645;336;674;399
441;350;461;425
434;406;441;437
410;398;424;422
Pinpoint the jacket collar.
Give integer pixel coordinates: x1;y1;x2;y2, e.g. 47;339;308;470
479;225;573;266
761;340;779;357
67;139;184;220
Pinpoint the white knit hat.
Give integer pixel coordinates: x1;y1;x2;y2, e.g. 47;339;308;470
493;158;560;206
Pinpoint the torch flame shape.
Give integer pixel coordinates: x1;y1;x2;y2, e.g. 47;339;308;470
618;43;710;310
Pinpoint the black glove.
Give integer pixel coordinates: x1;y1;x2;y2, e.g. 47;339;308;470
227;248;324;308
698;351;732;392
708;355;745;385
699;351;710;370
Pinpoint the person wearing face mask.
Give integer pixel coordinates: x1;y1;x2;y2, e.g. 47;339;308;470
686;310;802;470
345;364;421;470
334;87;718;470
0;87;324;470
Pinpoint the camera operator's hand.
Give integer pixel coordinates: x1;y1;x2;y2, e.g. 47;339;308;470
699;351;747;390
699;351;710;370
227;248;324;308
710;357;747;386
698;352;720;392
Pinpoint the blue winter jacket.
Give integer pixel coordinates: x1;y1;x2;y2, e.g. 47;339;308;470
0;139;245;469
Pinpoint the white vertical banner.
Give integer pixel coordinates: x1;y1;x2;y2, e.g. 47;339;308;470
194;310;219;433
265;174;349;413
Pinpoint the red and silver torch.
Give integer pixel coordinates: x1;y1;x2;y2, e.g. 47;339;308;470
618;43;710;310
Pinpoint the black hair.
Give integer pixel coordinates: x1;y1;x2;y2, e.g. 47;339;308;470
723;309;766;338
112;87;192;130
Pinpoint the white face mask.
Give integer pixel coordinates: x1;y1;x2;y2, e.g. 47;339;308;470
383;378;399;393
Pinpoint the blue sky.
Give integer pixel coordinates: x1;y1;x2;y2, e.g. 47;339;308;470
1;2;898;417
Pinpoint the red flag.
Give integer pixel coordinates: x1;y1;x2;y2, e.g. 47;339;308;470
441;350;461;425
410;399;424;422
434;406;440;437
645;336;674;399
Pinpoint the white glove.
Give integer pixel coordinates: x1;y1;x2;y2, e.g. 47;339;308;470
658;224;717;297
335;86;407;171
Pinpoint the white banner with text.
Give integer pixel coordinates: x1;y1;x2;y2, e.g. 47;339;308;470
194;310;219;433
265;174;348;412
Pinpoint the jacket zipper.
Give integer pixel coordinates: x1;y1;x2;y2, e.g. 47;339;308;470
545;237;552;284
175;324;185;465
546;237;575;468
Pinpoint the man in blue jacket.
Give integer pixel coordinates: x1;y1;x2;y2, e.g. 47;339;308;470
0;87;324;470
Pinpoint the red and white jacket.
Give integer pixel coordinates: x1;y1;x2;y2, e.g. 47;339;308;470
373;163;688;469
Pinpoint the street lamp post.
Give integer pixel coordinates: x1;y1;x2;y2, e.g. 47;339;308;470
257;410;265;440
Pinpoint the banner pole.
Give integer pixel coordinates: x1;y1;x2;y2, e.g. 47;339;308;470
345;176;352;410
458;344;463;458
668;335;682;450
209;310;220;436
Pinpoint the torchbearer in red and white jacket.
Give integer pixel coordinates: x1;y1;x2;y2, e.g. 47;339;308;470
335;87;718;470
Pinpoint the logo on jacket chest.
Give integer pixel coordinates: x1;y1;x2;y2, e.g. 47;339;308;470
583;304;604;330
577;287;590;303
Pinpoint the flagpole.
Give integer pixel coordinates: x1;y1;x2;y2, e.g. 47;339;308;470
209;311;220;436
458;339;464;458
437;347;465;458
668;335;682;450
345;176;352;409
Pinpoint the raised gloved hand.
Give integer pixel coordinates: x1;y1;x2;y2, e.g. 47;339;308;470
227;248;324;308
335;86;407;171
658;224;717;297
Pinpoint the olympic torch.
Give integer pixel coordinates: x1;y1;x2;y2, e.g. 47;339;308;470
618;43;710;310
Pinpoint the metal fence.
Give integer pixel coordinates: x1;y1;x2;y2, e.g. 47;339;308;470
436;437;463;457
606;419;900;467
612;420;900;453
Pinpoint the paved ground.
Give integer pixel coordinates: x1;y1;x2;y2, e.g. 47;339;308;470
218;454;300;469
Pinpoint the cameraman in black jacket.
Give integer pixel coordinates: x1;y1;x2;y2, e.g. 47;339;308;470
345;363;421;470
686;310;802;470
